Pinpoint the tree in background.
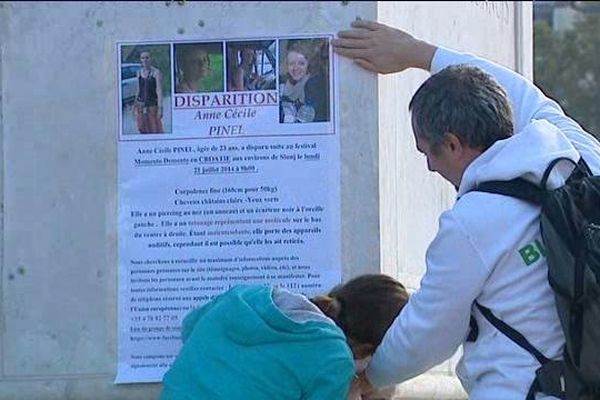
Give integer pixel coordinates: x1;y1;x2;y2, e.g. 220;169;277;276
534;13;600;140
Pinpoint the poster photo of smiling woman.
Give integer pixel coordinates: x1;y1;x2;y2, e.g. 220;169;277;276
278;38;330;124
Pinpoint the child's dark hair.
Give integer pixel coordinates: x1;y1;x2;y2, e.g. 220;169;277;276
312;274;409;346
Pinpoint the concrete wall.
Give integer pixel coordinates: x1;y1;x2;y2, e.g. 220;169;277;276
0;1;531;399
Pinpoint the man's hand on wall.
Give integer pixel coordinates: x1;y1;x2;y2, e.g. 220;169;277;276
333;20;437;74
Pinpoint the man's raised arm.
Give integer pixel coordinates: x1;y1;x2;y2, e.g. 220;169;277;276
333;20;600;171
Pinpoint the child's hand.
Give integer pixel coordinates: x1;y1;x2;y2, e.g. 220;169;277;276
347;372;377;399
361;384;396;400
347;377;363;400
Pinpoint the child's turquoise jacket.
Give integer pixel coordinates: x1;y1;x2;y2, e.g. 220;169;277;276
161;285;354;400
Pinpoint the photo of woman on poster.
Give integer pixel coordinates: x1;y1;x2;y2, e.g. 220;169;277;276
175;43;224;93
279;38;330;124
134;51;164;133
226;40;277;92
120;44;172;135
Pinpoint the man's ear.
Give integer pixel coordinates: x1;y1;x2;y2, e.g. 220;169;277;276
352;343;375;359
445;132;464;155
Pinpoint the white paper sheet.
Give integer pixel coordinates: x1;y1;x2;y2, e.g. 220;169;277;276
116;35;340;383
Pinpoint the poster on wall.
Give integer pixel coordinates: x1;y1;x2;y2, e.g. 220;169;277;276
115;35;340;383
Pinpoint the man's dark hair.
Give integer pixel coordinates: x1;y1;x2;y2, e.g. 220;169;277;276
409;64;514;153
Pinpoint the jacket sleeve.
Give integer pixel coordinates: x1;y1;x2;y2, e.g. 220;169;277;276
430;47;600;174
366;211;492;387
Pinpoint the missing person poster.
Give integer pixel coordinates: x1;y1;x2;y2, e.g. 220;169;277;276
116;35;339;383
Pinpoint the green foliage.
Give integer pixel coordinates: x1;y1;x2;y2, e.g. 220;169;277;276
534;15;600;140
121;44;172;93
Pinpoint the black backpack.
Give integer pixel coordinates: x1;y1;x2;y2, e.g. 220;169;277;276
470;156;600;400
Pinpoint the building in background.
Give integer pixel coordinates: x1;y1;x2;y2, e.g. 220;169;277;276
533;0;600;140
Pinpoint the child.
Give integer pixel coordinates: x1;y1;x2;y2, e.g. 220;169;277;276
160;274;409;400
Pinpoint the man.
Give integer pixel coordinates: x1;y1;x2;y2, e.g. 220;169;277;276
333;20;600;399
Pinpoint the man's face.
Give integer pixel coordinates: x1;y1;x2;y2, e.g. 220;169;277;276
414;132;461;187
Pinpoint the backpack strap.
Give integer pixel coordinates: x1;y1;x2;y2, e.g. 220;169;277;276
466;315;479;342
473;156;591;203
539;156;595;191
475;302;567;400
474;178;543;205
577;156;593;176
475;302;549;364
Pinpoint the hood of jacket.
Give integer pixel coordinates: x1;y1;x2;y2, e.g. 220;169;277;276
458;119;580;197
194;285;347;347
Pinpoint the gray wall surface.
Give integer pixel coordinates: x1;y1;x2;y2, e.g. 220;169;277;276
0;1;531;399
